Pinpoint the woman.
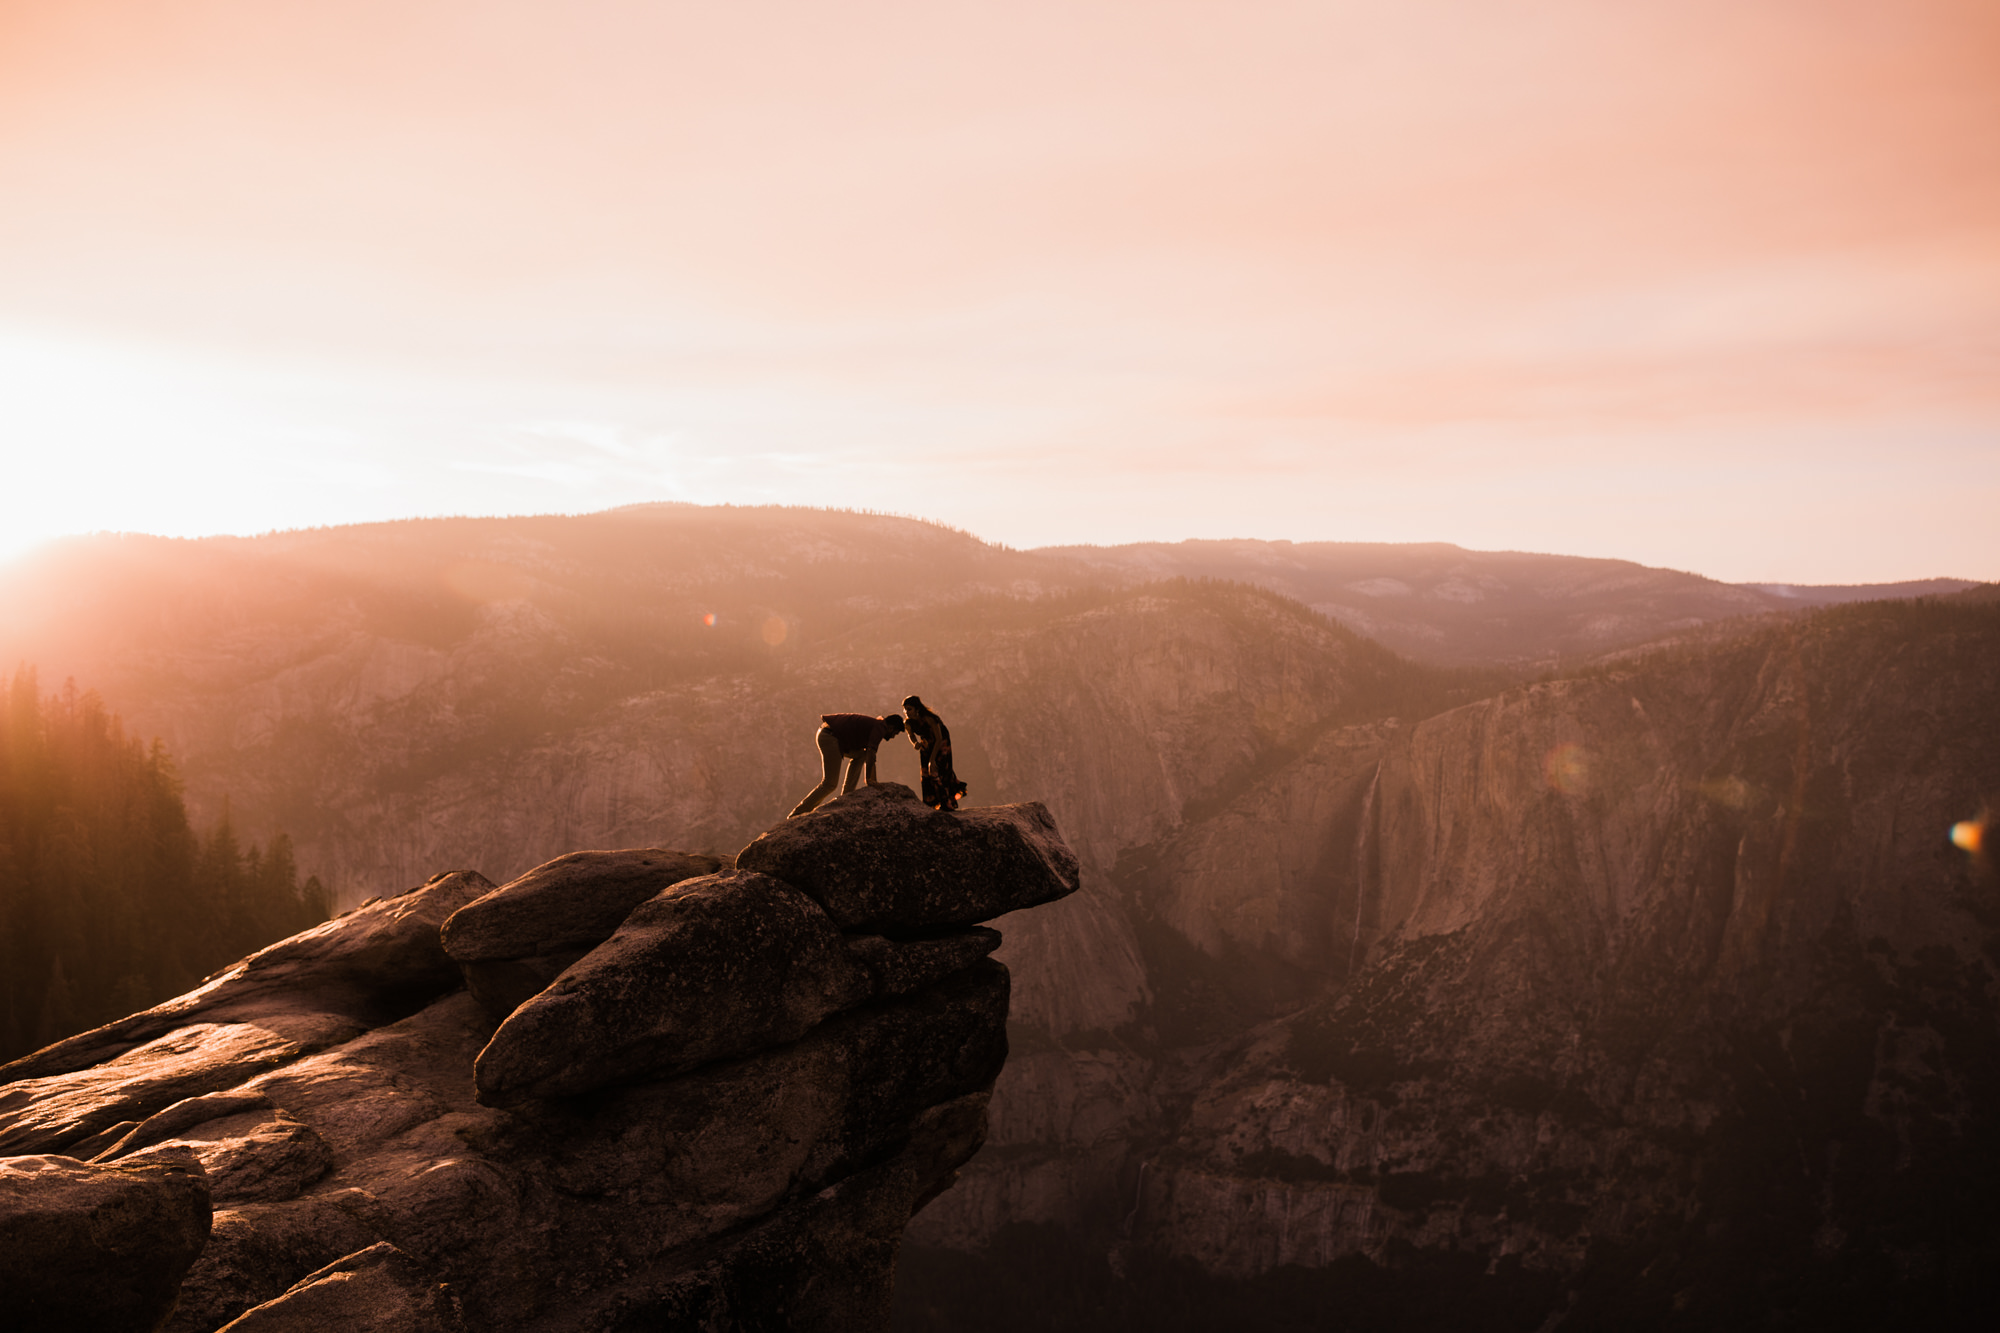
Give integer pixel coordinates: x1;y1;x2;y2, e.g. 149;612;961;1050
902;695;966;812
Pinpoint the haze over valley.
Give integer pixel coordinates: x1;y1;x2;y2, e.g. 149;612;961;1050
1;505;1992;1328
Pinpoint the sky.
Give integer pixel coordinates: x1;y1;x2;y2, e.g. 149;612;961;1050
1;0;1996;583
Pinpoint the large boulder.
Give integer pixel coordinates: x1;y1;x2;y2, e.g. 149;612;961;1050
441;849;722;961
735;784;1080;934
472;871;871;1106
0;1152;213;1333
441;850;721;1021
216;1242;466;1333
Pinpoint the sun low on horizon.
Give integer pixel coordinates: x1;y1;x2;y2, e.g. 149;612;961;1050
2;0;1996;585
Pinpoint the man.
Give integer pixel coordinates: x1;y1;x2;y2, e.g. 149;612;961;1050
788;711;907;818
902;695;966;812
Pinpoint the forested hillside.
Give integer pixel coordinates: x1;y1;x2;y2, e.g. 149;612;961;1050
0;669;329;1061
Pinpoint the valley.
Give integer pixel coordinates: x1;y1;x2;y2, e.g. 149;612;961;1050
1;505;1992;1329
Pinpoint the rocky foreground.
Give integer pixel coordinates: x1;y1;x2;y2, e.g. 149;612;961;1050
0;785;1078;1333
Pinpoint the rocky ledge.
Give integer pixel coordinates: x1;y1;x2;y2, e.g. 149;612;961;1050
0;784;1078;1333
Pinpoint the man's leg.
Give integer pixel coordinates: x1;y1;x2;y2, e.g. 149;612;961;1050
788;727;844;817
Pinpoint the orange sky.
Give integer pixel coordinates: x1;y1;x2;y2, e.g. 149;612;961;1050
2;0;1996;581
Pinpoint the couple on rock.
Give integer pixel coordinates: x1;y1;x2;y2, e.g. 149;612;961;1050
788;695;966;818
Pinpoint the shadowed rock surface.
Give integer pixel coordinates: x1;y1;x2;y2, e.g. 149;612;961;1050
442;848;723;1020
474;870;870;1105
846;928;1003;999
442;848;722;961
215;1241;466;1333
0;800;1076;1332
738;785;1081;934
0;1152;212;1333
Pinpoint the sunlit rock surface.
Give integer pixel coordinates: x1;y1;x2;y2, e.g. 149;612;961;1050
0;800;1078;1332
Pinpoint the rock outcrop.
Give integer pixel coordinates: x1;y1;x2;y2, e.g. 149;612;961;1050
0;786;1076;1331
736;784;1081;933
441;849;721;1020
473;869;869;1105
0;1152;212;1333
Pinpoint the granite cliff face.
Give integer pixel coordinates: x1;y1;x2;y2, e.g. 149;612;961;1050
901;597;2000;1329
0;785;1078;1332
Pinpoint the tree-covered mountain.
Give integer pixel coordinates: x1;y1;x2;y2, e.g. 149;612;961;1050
0;670;329;1062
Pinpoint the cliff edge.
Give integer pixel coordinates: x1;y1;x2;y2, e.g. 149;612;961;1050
0;784;1078;1333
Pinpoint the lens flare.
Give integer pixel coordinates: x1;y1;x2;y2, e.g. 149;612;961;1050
702;612;715;627
761;616;788;647
1544;743;1589;796
1950;819;1985;854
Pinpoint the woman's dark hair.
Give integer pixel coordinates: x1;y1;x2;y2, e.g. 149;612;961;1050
902;695;928;715
881;714;906;738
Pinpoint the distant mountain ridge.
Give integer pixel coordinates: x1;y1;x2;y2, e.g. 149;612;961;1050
1743;577;1978;604
1040;537;1980;667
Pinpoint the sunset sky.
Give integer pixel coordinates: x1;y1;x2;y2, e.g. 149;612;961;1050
2;0;1996;582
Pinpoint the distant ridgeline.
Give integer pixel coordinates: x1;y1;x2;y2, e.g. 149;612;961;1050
0;669;330;1061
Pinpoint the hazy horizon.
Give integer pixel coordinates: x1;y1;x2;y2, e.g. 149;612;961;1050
0;501;1986;592
4;1;1996;583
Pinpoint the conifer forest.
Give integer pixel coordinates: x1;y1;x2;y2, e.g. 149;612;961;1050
0;668;329;1062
